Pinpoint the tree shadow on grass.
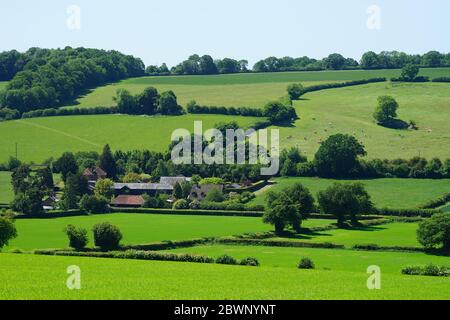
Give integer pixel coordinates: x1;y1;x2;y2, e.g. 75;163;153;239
378;118;409;130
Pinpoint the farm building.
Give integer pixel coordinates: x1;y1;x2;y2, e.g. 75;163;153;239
159;176;191;187
111;195;145;208
113;182;173;196
83;166;107;189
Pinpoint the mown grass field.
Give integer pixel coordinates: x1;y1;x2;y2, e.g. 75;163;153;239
270;223;422;248
251;177;450;209
281;82;450;159
4;213;333;251
0;171;14;204
66;68;450;109
166;245;450;273
1;253;449;300
0;114;260;163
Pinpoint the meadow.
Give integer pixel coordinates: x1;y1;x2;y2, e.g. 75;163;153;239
166;244;450;273
270;222;422;248
0;171;14;204
65;68;450;109
0;81;7;91
4;213;334;251
251;177;450;209
281;82;450;159
1;253;449;300
0;114;260;163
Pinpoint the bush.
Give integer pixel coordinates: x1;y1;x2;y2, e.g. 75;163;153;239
0;217;17;249
402;264;449;277
64;224;88;250
216;254;238;265
173;199;189;210
92;222;123;250
189;200;201;210
298;257;315;269
79;194;109;213
287;83;305;100
239;257;260;267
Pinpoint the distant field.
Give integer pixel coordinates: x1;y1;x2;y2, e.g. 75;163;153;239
0;171;13;204
65;68;450;109
166;245;450;273
277;82;450;159
0;114;260;163
251;177;450;209
0;81;8;91
5;214;334;251
1;253;449;299
270;223;421;248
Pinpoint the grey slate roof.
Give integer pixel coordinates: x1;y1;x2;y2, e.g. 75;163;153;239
113;183;173;191
159;176;191;187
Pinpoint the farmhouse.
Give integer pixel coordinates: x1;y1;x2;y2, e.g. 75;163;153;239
83;166;107;181
111;195;145;208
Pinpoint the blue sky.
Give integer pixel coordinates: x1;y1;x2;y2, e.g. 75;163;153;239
0;0;448;67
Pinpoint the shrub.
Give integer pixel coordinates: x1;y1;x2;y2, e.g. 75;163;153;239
402;264;449;277
92;222;123;250
287;83;305;100
0;217;17;249
64;224;88;250
298;257;315;269
189;200;201;210
173;199;189;210
216;254;238;265
239;257;260;267
79;194;109;213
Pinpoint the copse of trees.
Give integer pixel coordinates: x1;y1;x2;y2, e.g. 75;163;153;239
360;50;450;69
0;216;17;249
314;134;367;178
317;183;373;225
0;47;145;113
114;87;183;116
417;213;450;251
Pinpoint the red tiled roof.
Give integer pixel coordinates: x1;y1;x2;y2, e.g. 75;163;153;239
111;195;144;206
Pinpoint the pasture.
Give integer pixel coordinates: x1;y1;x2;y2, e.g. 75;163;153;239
1;253;449;300
165;245;450;273
0;114;260;163
269;223;422;248
0;171;13;204
251;177;450;209
279;82;450;159
65;68;450;109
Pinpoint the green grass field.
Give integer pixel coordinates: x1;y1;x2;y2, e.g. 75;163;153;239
66;68;450;109
279;82;450;159
0;114;260;163
0;81;8;91
0;171;14;204
251;177;450;209
270;223;421;248
5;213;335;251
166;245;450;273
1;253;448;299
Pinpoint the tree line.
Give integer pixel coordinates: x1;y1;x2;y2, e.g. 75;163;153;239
0;47;145;113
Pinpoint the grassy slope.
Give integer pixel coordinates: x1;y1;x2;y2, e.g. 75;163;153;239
5;214;334;251
66;68;450;109
6;213;268;250
166;245;450;273
251;177;450;209
270;223;421;247
1;253;449;299
0;114;260;163
0;81;8;91
0;171;13;204
277;82;450;159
